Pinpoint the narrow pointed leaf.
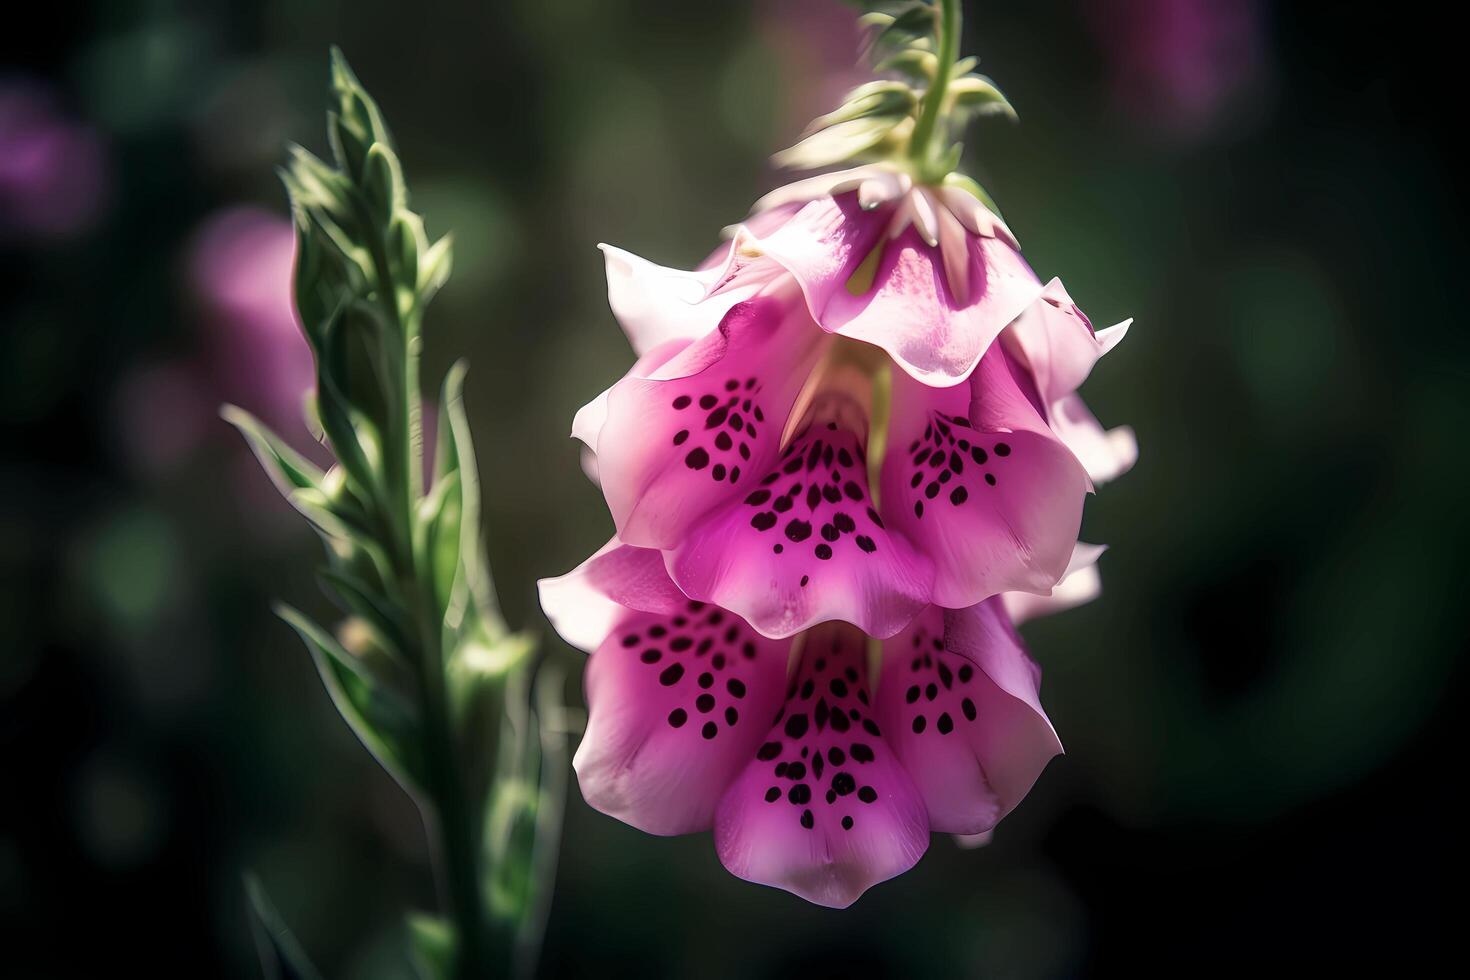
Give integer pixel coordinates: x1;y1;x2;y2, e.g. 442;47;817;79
244;874;324;980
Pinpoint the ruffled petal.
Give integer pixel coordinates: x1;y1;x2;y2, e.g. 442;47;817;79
1002;541;1106;625
715;622;929;907
666;396;934;639
601;244;765;358
874;602;1061;835
574;602;792;836
878;346;1091;607
571;336;693;488
755;195;1044;387
593;284;832;549
1001;278;1129;406
537;539;693;653
1050;392;1139;485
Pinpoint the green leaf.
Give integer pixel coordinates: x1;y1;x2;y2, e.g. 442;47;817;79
362;142;403;226
407;913;456;980
244;874;324;980
277;603;424;792
435;360;497;631
318;566;411;657
221;405;324;496
416;468;463;616
948;74;1018;121
808;81;916;130
943;171;1005;221
773;114;908;171
877;48;937;83
873;5;936;50
416;234;454;311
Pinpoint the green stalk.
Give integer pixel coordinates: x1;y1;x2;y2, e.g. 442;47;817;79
386;291;489;980
356;187;488;978
907;0;962;181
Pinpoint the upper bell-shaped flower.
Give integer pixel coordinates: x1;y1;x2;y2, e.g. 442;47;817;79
576;197;1130;638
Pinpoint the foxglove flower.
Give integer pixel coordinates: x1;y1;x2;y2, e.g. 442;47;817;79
539;541;1080;907
575;223;1125;638
547;0;1136;906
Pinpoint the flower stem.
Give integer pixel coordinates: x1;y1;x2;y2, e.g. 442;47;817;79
907;0;962;182
368;222;490;977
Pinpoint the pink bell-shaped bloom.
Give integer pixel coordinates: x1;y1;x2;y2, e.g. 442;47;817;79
729;164;1044;388
538;541;1068;907
575;246;1097;638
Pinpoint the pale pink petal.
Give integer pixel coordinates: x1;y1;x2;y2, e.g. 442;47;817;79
601;244;764;358
755;195;1044;387
571;337;692;487
1001;279;1130;405
875;602;1061;834
1002;542;1107;625
1050;392;1139;485
715;623;929;907
574;603;792;836
593;284;832;549
538;539;693;653
878;347;1090;607
666;397;934;639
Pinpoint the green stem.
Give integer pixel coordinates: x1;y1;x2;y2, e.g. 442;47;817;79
364;215;490;978
409;574;493;979
907;0;962;181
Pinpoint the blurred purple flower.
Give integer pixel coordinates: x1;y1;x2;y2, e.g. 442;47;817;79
0;80;110;241
1089;0;1266;137
187;206;314;439
113;360;213;476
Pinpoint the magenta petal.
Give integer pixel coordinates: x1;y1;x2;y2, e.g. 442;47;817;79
538;539;693;653
875;602;1061;834
595;287;831;550
757;196;1043;387
879;346;1090;607
715;623;929;907
574;604;791;836
667;412;934;639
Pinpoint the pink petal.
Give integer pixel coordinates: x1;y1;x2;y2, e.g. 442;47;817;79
1003;542;1107;625
1000;278;1125;406
666;399;934;639
878;346;1091;607
574;603;792;836
537;539;693;653
1050;392;1139;485
593;285;832;550
715;622;929;907
601;244;764;358
756;195;1044;387
572;337;692;487
874;602;1061;834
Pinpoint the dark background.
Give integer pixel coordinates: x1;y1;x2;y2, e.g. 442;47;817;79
2;0;1461;975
